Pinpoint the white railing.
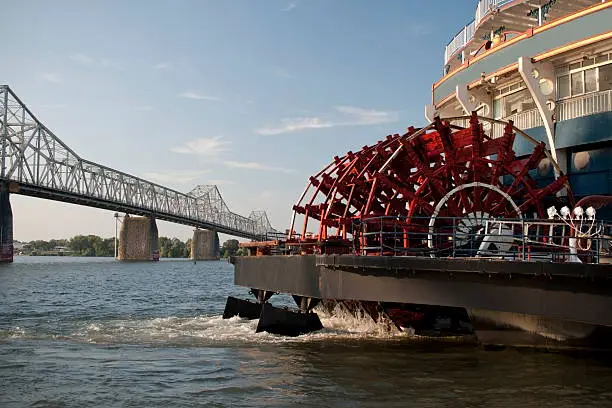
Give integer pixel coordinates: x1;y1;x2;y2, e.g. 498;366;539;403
489;89;612;136
486;109;543;138
507;108;544;130
445;21;475;64
475;0;516;25
557;89;612;121
445;0;521;65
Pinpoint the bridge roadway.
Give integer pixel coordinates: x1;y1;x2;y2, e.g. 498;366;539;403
0;85;277;260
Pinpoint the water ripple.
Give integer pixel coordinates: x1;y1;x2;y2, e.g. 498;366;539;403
1;257;612;407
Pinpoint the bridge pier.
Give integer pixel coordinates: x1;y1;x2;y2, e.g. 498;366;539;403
117;215;159;261
0;186;13;263
191;229;220;260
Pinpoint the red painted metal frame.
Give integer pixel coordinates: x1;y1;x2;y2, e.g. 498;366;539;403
289;113;574;255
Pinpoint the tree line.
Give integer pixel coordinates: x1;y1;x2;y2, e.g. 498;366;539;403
17;236;247;258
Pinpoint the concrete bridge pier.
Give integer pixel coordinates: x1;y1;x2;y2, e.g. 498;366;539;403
0;186;13;263
117;215;159;261
191;229;220;260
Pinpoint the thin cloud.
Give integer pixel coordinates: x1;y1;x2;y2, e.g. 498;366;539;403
223;161;294;173
256;106;398;135
282;2;297;11
39;103;67;109
271;66;294;79
207;179;235;186
335;106;397;125
257;117;334;135
180;91;221;101
170;136;231;156
135;106;153;112
410;24;433;36
143;170;210;185
70;53;94;65
153;62;171;70
69;53;123;69
42;73;60;83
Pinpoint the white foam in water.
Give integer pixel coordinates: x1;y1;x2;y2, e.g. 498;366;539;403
8;326;26;339
71;304;409;346
312;305;406;340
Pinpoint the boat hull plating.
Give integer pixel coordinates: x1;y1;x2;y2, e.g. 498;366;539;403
231;254;612;345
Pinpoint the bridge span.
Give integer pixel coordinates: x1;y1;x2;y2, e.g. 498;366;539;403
0;85;277;262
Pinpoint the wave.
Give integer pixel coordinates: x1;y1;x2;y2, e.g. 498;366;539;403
2;306;411;346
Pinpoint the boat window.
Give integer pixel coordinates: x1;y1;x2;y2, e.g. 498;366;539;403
557;75;570;99
571;72;584;95
595;54;609;64
582;58;595;67
492;99;502;119
502;89;531;117
569;62;581;71
600;64;612;91
584;68;597;93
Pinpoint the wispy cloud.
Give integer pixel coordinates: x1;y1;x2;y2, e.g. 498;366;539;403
153;62;171;70
39;103;67;109
256;106;398;135
410;24;433;36
282;2;297;11
70;53;95;65
223;161;294;173
170;136;231;156
335;106;397;125
42;73;60;83
206;179;235;186
69;53;123;69
180;91;221;101
271;66;294;79
135;105;153;112
143;170;209;185
257;117;334;135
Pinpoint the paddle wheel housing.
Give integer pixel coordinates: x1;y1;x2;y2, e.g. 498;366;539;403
288;113;574;256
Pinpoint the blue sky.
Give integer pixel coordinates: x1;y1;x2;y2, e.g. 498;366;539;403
1;0;476;241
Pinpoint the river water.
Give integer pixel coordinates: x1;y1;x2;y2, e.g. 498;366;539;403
1;257;612;407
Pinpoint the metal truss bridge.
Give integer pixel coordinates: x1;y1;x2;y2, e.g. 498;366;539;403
0;85;277;240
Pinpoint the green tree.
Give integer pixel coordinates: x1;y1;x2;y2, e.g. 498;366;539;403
159;237;170;258
184;238;192;258
221;239;239;258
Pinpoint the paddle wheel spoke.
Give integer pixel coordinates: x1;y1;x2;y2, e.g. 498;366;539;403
288;113;573;256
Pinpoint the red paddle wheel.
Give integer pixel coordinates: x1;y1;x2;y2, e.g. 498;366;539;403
288;113;573;256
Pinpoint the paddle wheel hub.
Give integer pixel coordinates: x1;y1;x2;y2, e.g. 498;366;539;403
288;113;573;256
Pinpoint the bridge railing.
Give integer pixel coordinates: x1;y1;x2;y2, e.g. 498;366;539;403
0;85;275;239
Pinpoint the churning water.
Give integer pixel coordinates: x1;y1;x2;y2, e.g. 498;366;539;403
2;257;612;407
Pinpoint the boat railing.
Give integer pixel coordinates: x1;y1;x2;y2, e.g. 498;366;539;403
445;22;474;65
445;0;519;65
557;89;612;122
351;215;610;263
473;89;612;137
475;0;516;25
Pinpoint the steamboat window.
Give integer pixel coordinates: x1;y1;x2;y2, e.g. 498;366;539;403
571;72;584;95
493;99;502;119
584;68;597;93
558;75;570;99
600;64;612;91
557;62;611;99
